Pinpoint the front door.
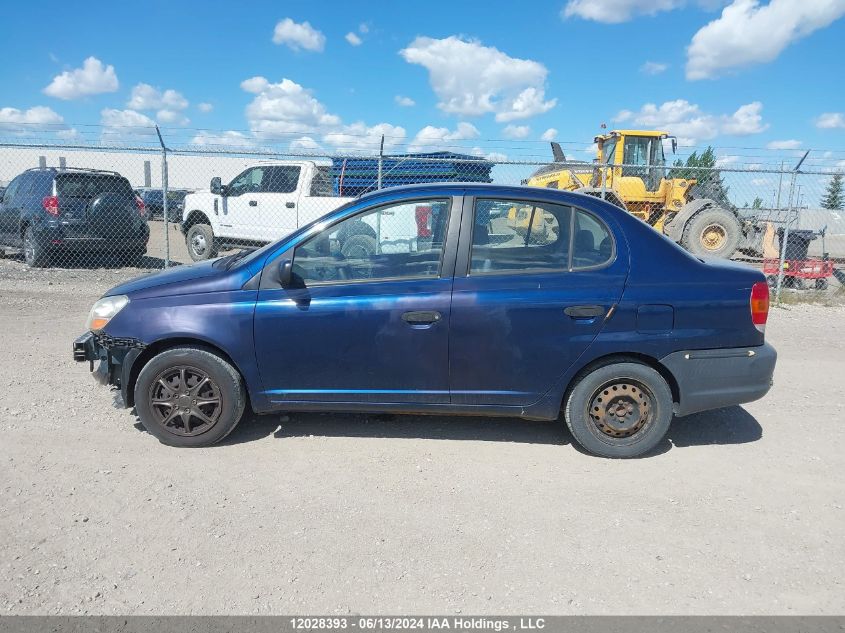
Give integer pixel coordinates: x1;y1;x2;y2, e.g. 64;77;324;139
254;196;457;405
449;196;628;406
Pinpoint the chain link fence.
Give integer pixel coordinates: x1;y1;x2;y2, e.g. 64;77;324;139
1;138;843;302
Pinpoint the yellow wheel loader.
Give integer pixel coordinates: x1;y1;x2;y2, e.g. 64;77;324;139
520;130;746;258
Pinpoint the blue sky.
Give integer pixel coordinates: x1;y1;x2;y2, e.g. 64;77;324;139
1;0;844;167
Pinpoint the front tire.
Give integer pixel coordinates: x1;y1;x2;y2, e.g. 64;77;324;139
564;361;673;458
186;223;218;261
134;346;246;447
681;207;741;259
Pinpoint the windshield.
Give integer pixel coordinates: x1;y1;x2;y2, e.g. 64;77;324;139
601;138;617;164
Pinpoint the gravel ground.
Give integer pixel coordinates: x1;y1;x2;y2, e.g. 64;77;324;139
0;258;843;616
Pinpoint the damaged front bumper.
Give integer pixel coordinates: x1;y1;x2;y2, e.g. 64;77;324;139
73;332;147;405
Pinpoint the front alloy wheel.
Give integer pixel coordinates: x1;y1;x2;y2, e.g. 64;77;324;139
148;366;223;436
134;346;246;447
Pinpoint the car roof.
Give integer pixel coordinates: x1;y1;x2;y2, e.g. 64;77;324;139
357;182;604;205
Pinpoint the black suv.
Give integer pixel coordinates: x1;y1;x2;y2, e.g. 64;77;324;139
0;167;149;267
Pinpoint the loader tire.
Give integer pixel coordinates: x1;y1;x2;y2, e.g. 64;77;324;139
681;207;741;259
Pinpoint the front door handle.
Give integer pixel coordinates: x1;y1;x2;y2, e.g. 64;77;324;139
286;202;296;208
249;200;258;207
564;305;605;319
402;310;442;325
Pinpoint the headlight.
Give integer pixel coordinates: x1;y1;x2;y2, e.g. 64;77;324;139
87;295;129;331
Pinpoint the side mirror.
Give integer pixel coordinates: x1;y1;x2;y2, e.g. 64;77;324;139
278;258;293;288
671;138;677;154
210;177;223;195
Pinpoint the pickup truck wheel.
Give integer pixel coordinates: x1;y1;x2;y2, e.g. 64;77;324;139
134;346;246;447
23;226;50;268
564;362;673;458
186;223;218;261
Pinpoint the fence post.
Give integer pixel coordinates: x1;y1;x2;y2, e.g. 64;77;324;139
774;151;809;304
377;134;384;190
155;126;170;269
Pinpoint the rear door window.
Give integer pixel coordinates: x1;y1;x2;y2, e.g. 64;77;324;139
56;174;134;199
469;199;571;274
571;210;614;269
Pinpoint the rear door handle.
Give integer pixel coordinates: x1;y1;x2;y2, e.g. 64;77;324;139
402;310;442;325
564;305;605;318
249;200;258;207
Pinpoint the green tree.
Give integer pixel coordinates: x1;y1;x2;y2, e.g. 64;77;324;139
668;146;732;207
821;172;843;210
752;196;764;209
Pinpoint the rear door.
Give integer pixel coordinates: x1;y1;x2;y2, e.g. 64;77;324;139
448;195;629;406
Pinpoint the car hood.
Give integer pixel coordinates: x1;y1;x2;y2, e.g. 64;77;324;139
103;259;234;299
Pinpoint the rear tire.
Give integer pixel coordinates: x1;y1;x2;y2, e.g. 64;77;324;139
681;207;741;259
815;278;829;291
564;361;673;458
134;346;246;447
23;226;49;268
186;223;218;261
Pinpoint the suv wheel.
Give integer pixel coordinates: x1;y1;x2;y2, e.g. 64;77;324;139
564;361;673;458
23;226;50;268
134;346;246;447
186;223;218;261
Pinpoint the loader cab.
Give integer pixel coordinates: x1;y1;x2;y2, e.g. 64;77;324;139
596;130;676;202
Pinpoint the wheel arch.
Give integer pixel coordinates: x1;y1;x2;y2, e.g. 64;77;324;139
125;337;250;409
561;351;681;411
183;210;211;232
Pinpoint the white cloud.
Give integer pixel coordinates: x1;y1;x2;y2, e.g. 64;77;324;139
198;102;213;113
241;76;340;137
614;99;767;143
816;112;845;129
395;95;416;107
359;23;370;34
686;0;845;80
640;61;669;75
502;124;530;139
289;135;323;152
541;128;558;141
563;0;684;22
127;83;188;111
715;154;739;167
345;32;362;46
100;108;157;140
0;106;64;133
241;75;404;153
190;130;258;150
127;83;189;125
766;139;802;149
400;36;556;122
324;122;406;153
43;56;118;100
408;122;480;152
272;18;326;52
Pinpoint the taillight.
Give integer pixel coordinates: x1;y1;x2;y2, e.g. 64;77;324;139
415;205;432;238
135;196;146;215
42;195;60;217
750;281;769;333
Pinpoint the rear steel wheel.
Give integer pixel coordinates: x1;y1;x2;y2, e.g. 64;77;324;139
564;361;673;458
588;379;654;439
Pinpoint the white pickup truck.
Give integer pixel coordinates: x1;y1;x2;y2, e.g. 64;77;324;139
181;161;356;261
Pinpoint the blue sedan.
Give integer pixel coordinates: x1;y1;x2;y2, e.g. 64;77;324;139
73;184;776;457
